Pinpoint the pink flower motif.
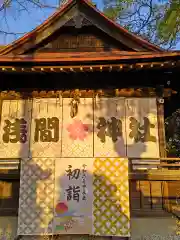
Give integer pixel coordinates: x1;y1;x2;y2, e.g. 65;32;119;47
67;119;89;141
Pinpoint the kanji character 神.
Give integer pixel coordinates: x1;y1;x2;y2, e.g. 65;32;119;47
34;117;59;142
97;117;122;143
3;118;27;143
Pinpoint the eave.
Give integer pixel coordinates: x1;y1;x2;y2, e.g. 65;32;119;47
0;51;179;72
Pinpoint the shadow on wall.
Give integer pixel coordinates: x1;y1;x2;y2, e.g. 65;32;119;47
51;166;130;239
17;157;130;239
15;96;157;240
85;97;153;157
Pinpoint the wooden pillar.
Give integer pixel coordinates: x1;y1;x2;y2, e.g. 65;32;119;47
157;97;167;158
156;97;170;211
156;86;171;220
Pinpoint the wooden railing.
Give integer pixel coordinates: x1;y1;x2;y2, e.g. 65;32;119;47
129;157;180;170
128;158;180;219
129;158;180;181
0;158;179;180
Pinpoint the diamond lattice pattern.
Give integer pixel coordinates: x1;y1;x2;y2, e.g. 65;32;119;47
93;158;130;236
18;158;55;235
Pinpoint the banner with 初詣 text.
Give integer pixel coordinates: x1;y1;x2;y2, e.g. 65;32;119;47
54;158;130;236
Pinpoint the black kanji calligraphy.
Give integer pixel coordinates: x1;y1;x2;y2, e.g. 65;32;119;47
82;195;86;201
143;117;157;142
65;185;80;202
106;117;122;142
129;117;156;142
66;165;80;180
34;117;59;142
82;164;87;169
129;117;141;142
97;117;107;143
82;164;87;201
3;118;27;143
97;117;122;143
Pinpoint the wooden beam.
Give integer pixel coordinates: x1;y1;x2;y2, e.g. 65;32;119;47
0;88;176;100
129;170;180;180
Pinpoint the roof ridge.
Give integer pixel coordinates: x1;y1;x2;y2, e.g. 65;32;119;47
0;0;163;55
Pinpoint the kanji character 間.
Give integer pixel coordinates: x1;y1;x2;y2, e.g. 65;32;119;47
34;117;59;142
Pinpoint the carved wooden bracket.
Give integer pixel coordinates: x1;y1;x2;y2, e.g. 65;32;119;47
73;14;84;28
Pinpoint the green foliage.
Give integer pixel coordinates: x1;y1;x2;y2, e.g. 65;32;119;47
165;109;180;157
103;0;133;20
103;0;180;49
2;0;11;8
158;1;180;44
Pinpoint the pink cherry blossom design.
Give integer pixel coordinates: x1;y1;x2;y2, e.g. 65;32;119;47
67;119;89;141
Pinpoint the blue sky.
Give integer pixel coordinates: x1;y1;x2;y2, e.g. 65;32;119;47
0;0;103;45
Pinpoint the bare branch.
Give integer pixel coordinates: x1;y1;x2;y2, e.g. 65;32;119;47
103;0;178;49
0;0;59;43
0;29;26;35
26;0;57;9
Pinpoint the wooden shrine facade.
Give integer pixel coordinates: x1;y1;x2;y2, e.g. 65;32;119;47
0;0;180;239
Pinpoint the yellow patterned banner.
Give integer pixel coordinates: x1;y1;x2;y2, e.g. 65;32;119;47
93;158;130;237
